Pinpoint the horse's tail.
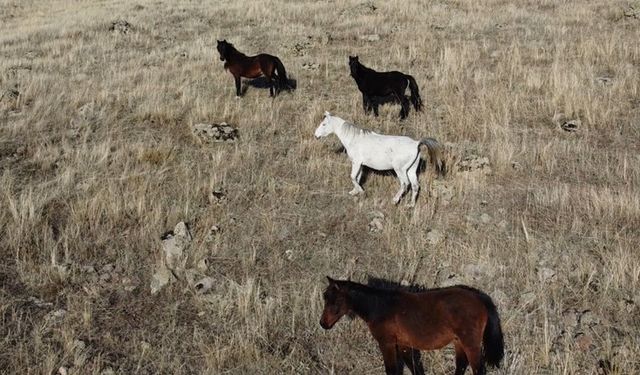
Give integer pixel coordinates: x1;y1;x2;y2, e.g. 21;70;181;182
418;138;446;176
406;75;423;111
273;56;290;90
477;290;505;368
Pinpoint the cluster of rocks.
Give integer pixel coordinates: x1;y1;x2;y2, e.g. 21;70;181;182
367;210;385;233
109;19;133;34
150;221;219;295
192;122;238;143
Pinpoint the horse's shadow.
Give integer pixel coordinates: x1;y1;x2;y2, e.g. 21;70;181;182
242;76;298;95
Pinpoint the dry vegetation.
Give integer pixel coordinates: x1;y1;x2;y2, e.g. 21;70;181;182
1;0;639;373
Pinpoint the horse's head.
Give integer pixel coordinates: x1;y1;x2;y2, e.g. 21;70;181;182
314;111;337;138
216;39;231;61
348;55;360;75
320;276;350;329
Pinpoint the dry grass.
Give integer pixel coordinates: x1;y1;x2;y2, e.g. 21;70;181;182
1;0;639;373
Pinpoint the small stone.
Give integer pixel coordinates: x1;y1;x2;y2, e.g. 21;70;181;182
58;367;68;375
196;258;209;272
194;277;215;294
368;217;384;233
537;267;556;282
425;229;444;245
479;213;492;224
74;339;86;351
519;291;536;305
150;266;175;294
359;34;380;42
561;119;580;132
574;332;593;351
284;249;294;260
579;310;599;327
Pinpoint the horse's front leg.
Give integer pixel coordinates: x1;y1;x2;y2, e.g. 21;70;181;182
398;346;425;375
362;94;372;114
349;162;364;195
378;342;402;375
233;75;242;97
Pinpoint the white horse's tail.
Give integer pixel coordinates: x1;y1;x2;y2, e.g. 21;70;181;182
419;138;446;176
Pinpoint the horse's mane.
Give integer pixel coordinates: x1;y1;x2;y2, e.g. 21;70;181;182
366;276;429;293
219;41;246;59
337;119;373;139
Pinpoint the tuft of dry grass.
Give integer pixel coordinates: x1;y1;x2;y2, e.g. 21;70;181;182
1;0;639;373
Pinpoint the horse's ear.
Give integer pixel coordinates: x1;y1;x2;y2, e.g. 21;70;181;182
327;276;340;289
324;111;331;117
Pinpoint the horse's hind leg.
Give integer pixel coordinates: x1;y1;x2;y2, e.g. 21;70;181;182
398;94;410;120
393;168;409;204
462;344;485;375
407;160;420;207
398;346;425;375
454;341;469;375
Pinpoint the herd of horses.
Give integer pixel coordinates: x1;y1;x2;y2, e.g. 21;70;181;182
216;40;504;375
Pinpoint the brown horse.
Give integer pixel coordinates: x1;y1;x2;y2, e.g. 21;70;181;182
216;39;290;97
319;277;504;375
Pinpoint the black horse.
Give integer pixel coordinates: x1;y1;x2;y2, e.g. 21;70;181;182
216;40;290;97
349;56;423;120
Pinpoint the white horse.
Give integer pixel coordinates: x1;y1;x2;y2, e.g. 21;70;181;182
314;112;445;206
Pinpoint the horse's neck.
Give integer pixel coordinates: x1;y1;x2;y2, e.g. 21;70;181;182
347;286;393;322
228;48;247;60
334;122;358;150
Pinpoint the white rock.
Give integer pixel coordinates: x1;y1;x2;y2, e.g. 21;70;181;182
150;266;175;294
360;34;380;42
537;267;556;282
162;222;192;271
194;277;215;294
425;229;444;245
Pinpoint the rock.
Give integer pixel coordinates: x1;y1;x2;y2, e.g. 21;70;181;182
196;258;209;272
73;339;86;351
161;222;192;271
109;19;133;34
192;123;238;143
561;119;580;132
205;225;221;242
209;188;226;204
368;211;385;233
579;310;599;327
574;332;593;351
194;277;215;294
28;296;53;308
595;76;612;85
101;368;116;375
562;308;580;329
150;266;175;294
284;249;294;260
464;263;493;280
458;155;490;172
0;87;19;101
45;309;67;325
491;289;510;307
431;181;454;205
359;34;380;42
58;367;68;375
425;229;444;245
537;267;556;282
479;213;492;224
519;291;536;306
302;62;320;71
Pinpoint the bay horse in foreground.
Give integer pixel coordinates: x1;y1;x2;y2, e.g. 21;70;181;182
349;55;423;120
320;277;505;375
216;39;290;97
314;112;445;207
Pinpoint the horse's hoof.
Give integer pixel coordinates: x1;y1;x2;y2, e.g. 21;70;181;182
349;189;363;196
235;96;242;100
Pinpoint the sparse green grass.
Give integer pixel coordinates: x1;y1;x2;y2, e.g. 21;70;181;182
1;0;639;373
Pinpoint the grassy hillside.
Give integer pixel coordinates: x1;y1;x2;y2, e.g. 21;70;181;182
1;0;639;373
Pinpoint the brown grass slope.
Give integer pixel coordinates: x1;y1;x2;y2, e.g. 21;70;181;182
1;0;639;373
